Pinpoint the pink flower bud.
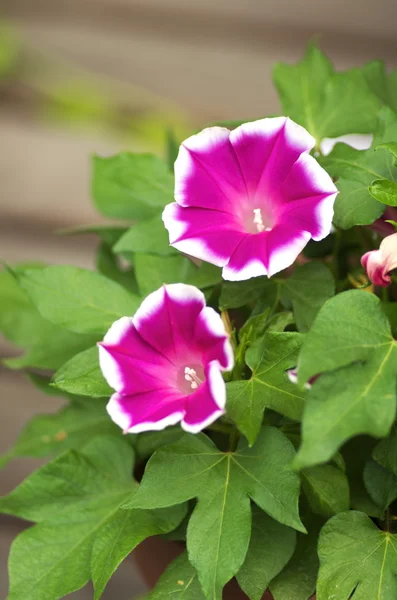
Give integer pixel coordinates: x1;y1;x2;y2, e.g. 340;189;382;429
361;233;397;287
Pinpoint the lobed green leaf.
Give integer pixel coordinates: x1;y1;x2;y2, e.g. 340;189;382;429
237;506;296;600
147;553;205;599
279;263;334;332
127;428;304;600
274;43;381;144
317;511;397;600
1;437;185;600
227;332;305;445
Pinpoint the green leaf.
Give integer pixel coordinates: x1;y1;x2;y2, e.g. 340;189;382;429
126;428;304;600
270;516;321;600
0;398;116;469
363;459;397;513
298;290;392;382
91;505;185;600
1;437;185;600
135;427;183;460
52;346;112;397
92;153;174;220
17;266;141;335
239;308;271;342
237;506;296;600
165;128;180;171
273;43;381;144
362;61;397;112
317;511;397;600
279;263;334;332
362;60;391;106
220;278;277;310
0;269;97;370
320;107;397;228
383;303;397;338
95;243;139;294
135;253;221;296
227;332;305;445
59;226;139;294
295;291;397;469
301;465;350;518
378;141;397;160
147;553;205;599
266;312;294;333
114;214;175;255
369;178;397;206
186;262;222;290
372;425;397;474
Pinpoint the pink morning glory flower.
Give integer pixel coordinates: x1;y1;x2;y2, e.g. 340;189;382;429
163;117;337;281
361;232;397;287
98;284;233;434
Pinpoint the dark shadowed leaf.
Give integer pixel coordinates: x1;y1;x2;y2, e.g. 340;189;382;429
237;506;296;600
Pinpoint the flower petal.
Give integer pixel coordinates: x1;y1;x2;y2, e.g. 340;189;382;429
132;284;206;358
222;226;311;281
277;194;336;241
107;389;185;434
194;306;234;371
265;226;311;277
230;117;315;201
182;362;225;433
98;317;172;394
320;133;373;156
174;126;246;211
163;202;245;267
277;153;337;240
361;233;397;287
222;234;268;281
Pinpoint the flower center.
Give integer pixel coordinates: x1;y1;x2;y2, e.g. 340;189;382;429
177;364;205;394
253;208;266;232
184;367;203;390
253;207;274;233
243;206;274;234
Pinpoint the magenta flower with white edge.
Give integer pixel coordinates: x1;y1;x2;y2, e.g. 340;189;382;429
361;232;397;287
163;117;338;281
98;284;233;434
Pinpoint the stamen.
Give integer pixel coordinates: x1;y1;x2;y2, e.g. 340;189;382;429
253;208;266;233
184;366;202;390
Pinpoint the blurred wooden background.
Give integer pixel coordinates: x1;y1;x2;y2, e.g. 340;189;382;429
1;1;397;597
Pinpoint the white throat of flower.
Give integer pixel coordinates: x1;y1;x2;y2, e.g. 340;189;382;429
184;367;203;390
253;208;266;233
